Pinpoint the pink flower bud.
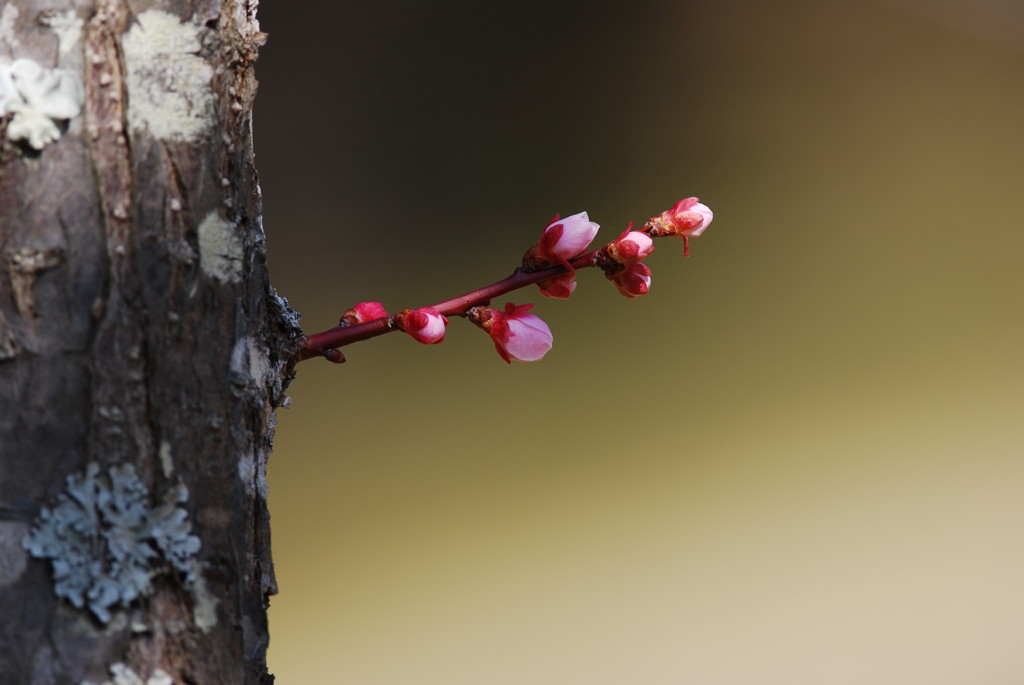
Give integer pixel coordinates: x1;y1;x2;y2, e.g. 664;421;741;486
494;303;553;363
606;230;655;263
468;302;553;364
523;211;600;270
341;301;388;325
608;262;651;298
536;272;577;299
647;197;714;238
395;307;447;344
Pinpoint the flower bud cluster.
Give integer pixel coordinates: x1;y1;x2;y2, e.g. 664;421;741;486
523;212;602;301
591;196;713;297
593;227;655;298
300;197;712;365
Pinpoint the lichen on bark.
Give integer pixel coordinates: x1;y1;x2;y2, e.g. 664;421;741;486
0;1;299;683
23;463;202;624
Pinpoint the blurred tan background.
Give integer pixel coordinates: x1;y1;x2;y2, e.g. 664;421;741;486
254;1;1024;683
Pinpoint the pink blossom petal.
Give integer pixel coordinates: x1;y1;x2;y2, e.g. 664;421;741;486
502;312;553;362
525;211;601;269
548;212;600;260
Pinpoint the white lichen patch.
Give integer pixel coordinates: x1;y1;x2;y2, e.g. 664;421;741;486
230;335;270;385
0;58;84;149
158;440;174;478
121;10;213;142
83;663;174;685
197;211;243;283
146;669;174;685
107;663;143;685
0;5;19;50
23;463;201;624
41;10;84;58
236;450;268;500
237;453;254;491
190;569;219;633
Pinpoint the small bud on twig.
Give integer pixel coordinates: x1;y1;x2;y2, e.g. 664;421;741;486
394;307;448;344
606;230;655;264
341;301;388;326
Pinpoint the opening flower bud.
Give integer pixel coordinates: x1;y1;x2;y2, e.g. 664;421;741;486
606;231;655;264
522;211;600;271
395;307;447;344
647;197;714;238
469;302;553;363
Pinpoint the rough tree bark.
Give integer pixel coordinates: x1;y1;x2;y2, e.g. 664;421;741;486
0;1;298;683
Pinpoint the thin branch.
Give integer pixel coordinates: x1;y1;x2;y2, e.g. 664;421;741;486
294;253;597;363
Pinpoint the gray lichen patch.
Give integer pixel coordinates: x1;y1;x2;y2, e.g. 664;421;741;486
121;10;213;142
23;463;201;624
0;58;84;149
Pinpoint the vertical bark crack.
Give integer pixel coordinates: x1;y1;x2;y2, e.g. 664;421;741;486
83;0;132;280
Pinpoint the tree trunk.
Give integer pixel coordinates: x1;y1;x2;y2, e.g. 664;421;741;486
0;1;297;683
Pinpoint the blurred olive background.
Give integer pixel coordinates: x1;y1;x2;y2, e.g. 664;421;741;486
254;1;1024;683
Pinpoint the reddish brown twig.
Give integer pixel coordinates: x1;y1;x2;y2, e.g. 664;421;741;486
294;252;597;363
